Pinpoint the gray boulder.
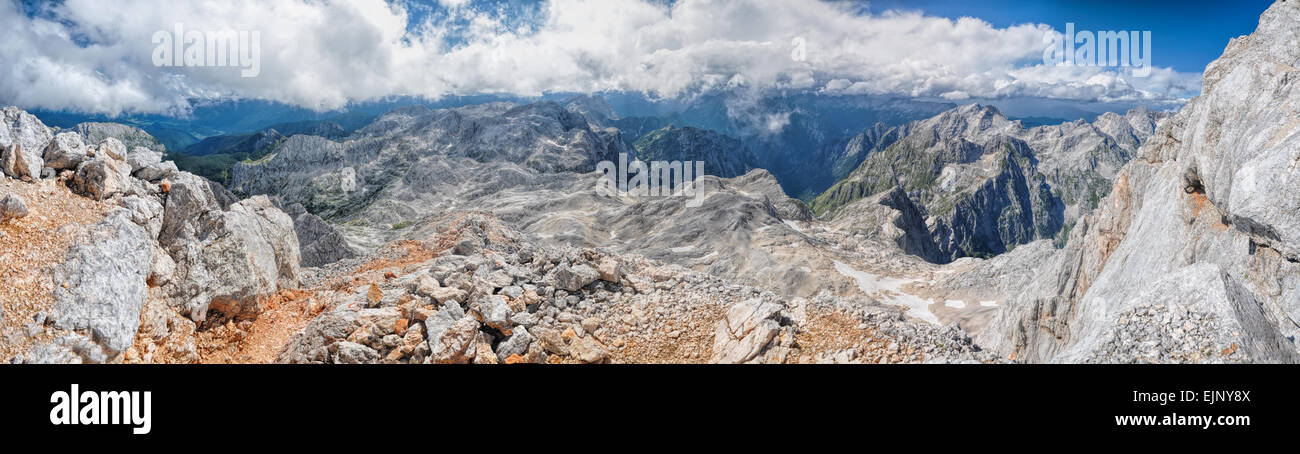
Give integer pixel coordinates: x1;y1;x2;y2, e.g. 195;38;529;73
427;316;479;364
46;209;152;357
0;106;52;180
70;140;132;200
126;146;163;173
160;172;301;322
711;299;793;364
495;326;533;361
549;262;599;292
0;193;27;223
42;132;89;170
135;161;178;182
334;341;380;364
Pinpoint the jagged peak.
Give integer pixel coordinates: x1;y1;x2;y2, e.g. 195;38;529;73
916;102;1017;141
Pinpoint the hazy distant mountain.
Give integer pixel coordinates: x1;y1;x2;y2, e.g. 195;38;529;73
632;125;758;179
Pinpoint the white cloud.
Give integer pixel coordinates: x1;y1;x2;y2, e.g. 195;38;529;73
0;0;1203;116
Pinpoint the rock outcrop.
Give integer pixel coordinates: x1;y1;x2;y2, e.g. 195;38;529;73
0;106;53;180
0;107;311;364
955;1;1300;363
42;132;90;170
0;193;26;223
160;172;300;322
69;138;132;200
44;209;152;357
283;203;356;267
711;298;797;363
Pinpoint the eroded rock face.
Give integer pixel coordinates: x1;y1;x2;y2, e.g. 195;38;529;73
0;107;53;180
160;172;300;322
283;203;356;267
42;132;89;170
0;193;27;223
126;146;163;173
967;1;1300;363
45;209;152;358
70;139;132;200
813;103;1166;263
711;298;796;364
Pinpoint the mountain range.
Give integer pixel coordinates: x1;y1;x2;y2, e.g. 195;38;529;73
1;1;1297;364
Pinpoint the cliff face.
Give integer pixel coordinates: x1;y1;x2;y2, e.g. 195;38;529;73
955;0;1300;363
812;104;1165;263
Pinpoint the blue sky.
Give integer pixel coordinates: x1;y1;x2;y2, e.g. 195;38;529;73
0;0;1278;116
399;0;1273;73
861;0;1273;74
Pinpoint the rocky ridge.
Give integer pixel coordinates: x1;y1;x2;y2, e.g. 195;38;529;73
0;109;302;363
812;104;1167;263
938;1;1300;363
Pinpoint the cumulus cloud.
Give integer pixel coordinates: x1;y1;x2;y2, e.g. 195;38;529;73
0;0;1202;115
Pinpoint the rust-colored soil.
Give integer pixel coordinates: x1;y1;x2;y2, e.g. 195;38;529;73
0;179;110;360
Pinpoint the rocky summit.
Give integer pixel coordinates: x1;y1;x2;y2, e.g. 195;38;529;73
1;1;1297;365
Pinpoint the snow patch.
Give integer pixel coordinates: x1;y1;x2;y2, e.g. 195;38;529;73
832;261;938;325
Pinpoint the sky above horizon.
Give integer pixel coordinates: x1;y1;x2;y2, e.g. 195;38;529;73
0;0;1275;117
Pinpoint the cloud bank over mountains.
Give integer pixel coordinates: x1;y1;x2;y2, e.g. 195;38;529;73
0;0;1202;116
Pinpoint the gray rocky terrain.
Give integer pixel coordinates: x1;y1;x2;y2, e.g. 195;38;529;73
0;102;994;364
2;1;1297;365
935;0;1300;363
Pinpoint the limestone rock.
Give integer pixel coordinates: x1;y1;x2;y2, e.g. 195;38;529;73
0;193;27;223
0;107;52;180
427;316;479;364
549;262;598;292
46;210;152;357
70;142;132;200
42;132;89;170
282;203;355;267
135;161;178;182
160;172;300;322
711;299;792;364
971;1;1300;363
569;336;609;364
126;146;163;173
